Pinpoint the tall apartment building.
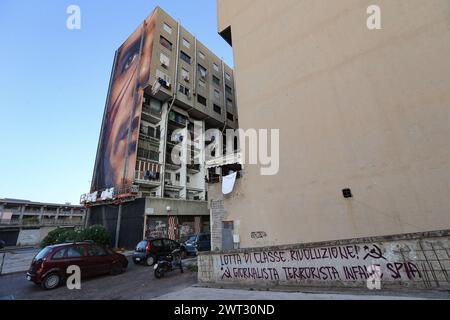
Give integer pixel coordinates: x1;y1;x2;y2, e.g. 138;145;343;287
82;7;238;248
210;0;450;248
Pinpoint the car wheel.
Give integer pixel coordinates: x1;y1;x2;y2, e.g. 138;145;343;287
145;256;155;266
110;263;123;276
42;273;61;290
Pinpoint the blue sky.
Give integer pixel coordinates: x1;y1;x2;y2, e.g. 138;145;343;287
0;0;233;205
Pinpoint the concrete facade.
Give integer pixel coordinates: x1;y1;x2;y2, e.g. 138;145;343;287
199;230;450;291
213;0;450;248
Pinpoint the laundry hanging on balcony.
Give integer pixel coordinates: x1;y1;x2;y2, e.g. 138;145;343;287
100;188;114;200
222;171;237;195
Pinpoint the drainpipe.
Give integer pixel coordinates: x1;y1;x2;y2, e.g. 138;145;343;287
161;21;181;197
221;60;228;156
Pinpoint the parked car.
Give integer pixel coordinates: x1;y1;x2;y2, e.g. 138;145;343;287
184;233;211;256
0;239;5;249
26;241;128;290
132;238;186;266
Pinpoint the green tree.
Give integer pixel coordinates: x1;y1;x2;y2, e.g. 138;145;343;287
40;225;111;248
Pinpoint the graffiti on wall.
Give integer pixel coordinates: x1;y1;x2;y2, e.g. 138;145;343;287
210;240;450;289
180;222;194;238
147;220;167;238
251;231;268;239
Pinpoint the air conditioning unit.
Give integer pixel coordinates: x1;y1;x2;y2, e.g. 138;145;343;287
161;61;168;68
184;76;190;82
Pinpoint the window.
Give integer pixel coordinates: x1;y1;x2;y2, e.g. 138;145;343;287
181;68;190;82
198;51;205;60
227;112;234;121
213;104;222;114
197;94;207;106
225;85;232;95
213;63;219;72
52;248;66;260
198;64;207;79
176;173;180;181
212;75;220;86
214;89;221;99
156;69;171;88
198;79;206;88
67;246;85;258
225;73;231;81
180;51;191;64
163;23;172;34
182;38;190;48
187;176;191;183
88;245;107;257
151;239;163;248
160;53;170;67
178;84;190;96
160;36;172;51
165;172;171;180
35;247;51;260
226;98;233;108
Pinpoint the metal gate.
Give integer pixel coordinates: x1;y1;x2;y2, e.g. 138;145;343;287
222;221;234;250
0;229;20;247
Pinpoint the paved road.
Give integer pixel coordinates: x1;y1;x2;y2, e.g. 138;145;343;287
0;257;197;300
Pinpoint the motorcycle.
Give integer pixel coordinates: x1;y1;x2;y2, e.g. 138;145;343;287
154;248;184;279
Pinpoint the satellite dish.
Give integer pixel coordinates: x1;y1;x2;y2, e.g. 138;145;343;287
151;80;161;96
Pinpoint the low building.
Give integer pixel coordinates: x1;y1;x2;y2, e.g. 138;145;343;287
0;198;86;247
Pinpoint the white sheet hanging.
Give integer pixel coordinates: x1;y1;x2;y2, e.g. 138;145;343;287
101;188;114;200
222;171;237;195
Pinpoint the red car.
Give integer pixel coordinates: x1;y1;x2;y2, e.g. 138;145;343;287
26;241;128;290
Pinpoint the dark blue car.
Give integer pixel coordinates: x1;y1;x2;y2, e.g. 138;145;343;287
184;233;211;256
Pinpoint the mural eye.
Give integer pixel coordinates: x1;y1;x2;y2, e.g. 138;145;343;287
123;53;138;72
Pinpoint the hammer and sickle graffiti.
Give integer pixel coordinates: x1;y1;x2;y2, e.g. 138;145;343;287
363;244;387;261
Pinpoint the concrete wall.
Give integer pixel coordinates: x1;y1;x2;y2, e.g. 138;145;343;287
16;229;40;246
145;197;208;216
15;227;58;246
199;230;450;290
215;0;450;248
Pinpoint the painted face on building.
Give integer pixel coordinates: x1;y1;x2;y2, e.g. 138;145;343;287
92;11;157;192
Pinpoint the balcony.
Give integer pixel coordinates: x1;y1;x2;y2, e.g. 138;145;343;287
187;163;201;173
141;104;162;124
135;171;161;186
164;180;183;191
168;111;187;128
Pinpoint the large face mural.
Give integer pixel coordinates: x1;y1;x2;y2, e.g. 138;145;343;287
92;11;157;192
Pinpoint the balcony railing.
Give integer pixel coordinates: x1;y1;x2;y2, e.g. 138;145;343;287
135;171;161;184
142;104;162;118
0;219;84;228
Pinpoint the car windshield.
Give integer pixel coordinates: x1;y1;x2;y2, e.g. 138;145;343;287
34;247;52;261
